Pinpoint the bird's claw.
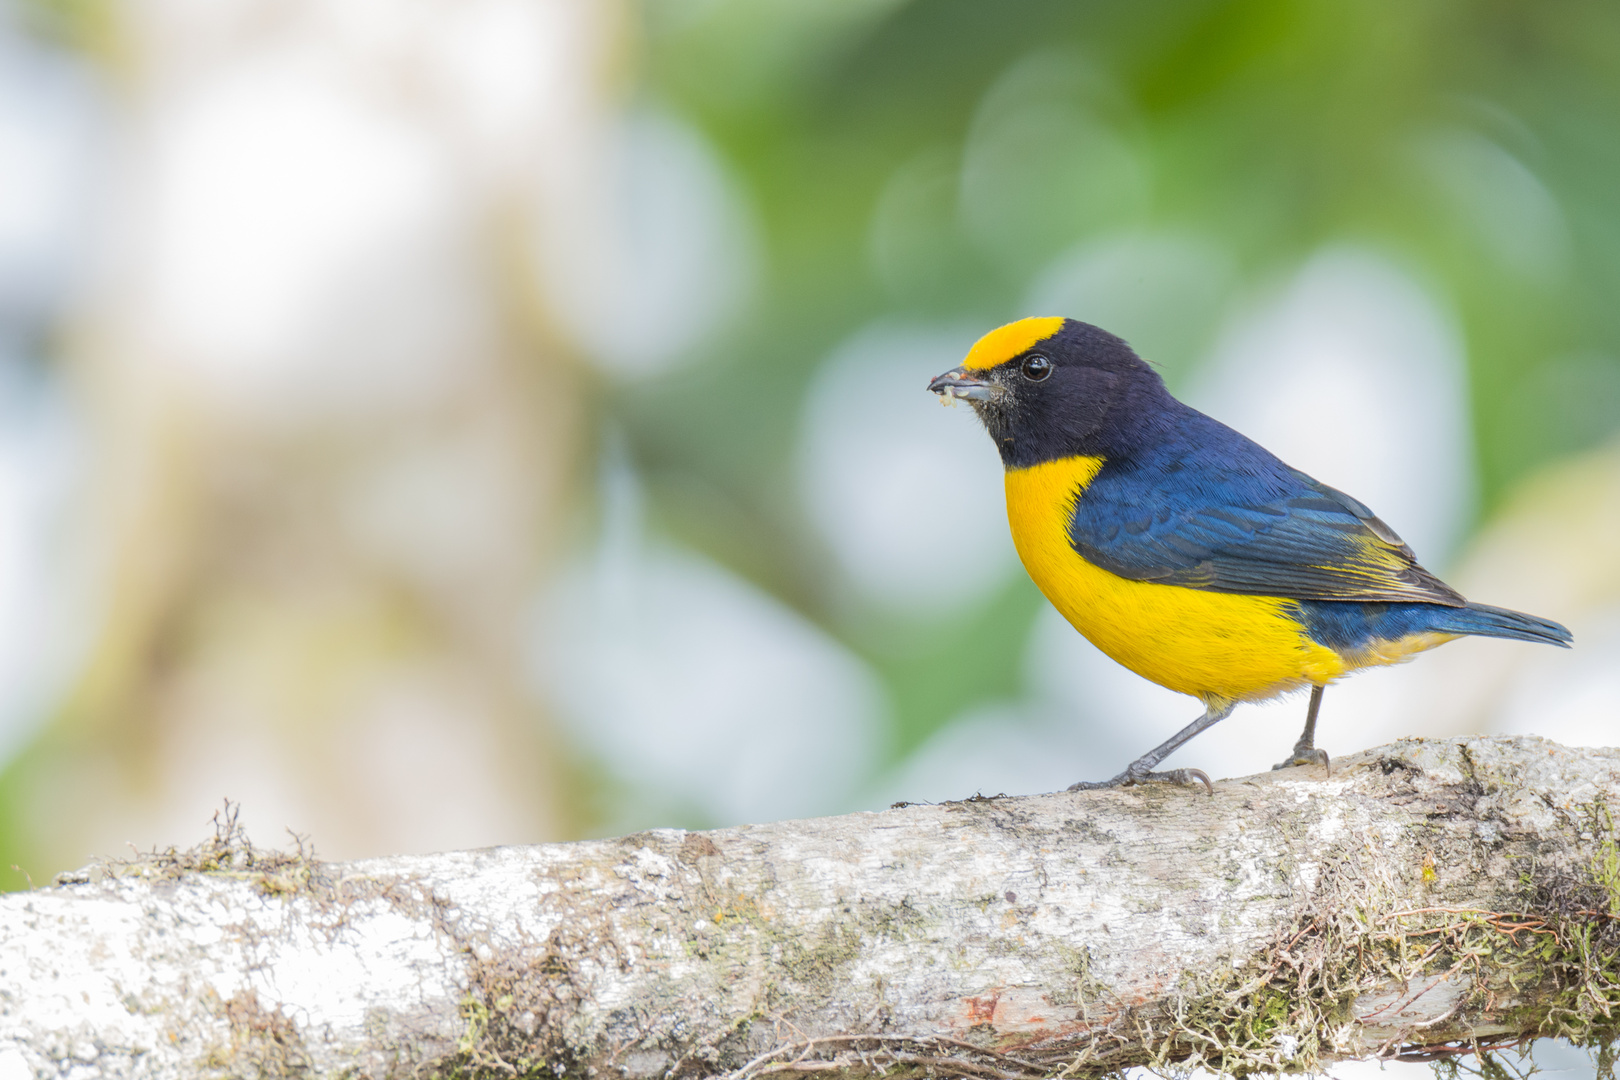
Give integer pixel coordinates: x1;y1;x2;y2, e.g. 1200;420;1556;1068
1271;747;1331;775
1068;766;1213;796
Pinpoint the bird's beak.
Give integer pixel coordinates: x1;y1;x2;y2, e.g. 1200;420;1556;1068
927;367;993;402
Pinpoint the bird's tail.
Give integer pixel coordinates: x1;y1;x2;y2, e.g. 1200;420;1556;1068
1431;602;1573;648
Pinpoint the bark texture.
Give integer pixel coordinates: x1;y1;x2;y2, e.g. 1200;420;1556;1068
5;735;1620;1079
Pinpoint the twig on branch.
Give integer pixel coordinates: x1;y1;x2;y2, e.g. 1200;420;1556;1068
4;736;1620;1079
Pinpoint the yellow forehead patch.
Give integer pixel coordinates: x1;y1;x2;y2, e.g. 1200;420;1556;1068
962;316;1067;371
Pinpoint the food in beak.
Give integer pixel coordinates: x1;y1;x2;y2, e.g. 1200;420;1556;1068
927;368;994;402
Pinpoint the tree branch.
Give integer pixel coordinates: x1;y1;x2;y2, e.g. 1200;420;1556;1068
5;735;1620;1078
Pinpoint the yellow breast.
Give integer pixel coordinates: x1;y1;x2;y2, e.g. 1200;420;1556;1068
1004;457;1346;705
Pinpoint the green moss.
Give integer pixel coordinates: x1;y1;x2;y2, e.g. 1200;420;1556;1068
205;989;314;1079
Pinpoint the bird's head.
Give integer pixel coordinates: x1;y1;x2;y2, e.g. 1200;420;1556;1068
928;316;1166;468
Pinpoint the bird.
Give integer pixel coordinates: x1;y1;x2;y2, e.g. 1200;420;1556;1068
928;316;1573;793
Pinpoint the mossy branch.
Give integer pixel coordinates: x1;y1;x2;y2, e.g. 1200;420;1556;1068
5;736;1620;1079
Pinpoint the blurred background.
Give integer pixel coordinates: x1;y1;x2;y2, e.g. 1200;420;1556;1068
1;0;1618;885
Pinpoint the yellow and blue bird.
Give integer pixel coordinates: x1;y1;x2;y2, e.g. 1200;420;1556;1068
928;317;1573;792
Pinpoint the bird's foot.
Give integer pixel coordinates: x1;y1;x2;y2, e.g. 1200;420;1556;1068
1271;746;1331;775
1068;763;1213;796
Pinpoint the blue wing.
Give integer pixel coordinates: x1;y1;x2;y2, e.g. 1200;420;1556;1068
1068;421;1465;606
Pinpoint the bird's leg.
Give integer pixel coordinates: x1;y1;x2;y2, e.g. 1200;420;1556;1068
1271;684;1331;773
1068;702;1235;796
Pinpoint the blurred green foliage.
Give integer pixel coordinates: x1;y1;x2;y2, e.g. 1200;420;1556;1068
623;0;1620;767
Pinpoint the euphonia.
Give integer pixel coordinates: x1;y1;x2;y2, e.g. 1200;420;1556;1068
928;317;1572;792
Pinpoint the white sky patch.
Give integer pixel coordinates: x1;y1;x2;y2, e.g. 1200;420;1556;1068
430;0;578;177
1494;605;1620;749
1312;1042;1593;1080
1187;248;1475;567
0;362;84;766
798;321;1019;616
0;27;101;324
0;22;98;766
534;453;884;828
130;45;481;417
1022;606;1214;778
532;108;759;379
870;701;1091;806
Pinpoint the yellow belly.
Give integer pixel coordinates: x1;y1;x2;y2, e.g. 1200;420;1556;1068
1005;457;1348;705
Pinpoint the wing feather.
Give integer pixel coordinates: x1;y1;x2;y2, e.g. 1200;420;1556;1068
1069;460;1465;606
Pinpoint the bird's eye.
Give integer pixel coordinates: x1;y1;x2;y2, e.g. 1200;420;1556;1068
1021;354;1052;381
